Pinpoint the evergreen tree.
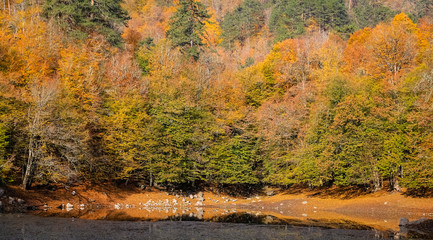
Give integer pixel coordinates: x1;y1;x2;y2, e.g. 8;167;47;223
43;0;130;46
270;0;352;41
270;0;305;42
352;0;395;30
166;0;211;61
221;0;265;48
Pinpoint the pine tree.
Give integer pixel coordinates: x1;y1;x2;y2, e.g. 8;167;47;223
43;0;130;46
221;0;265;48
166;0;211;61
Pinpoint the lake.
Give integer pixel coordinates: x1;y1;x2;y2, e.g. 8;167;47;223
0;208;402;240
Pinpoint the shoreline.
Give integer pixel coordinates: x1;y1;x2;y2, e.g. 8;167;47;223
2;184;433;231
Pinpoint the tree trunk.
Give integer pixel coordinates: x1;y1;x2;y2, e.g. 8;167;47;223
22;109;40;190
22;140;35;190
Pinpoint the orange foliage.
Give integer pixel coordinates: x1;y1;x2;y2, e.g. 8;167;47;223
344;13;419;86
417;19;433;65
344;27;372;75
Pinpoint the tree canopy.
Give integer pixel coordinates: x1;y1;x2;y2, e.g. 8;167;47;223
166;0;211;60
43;0;130;46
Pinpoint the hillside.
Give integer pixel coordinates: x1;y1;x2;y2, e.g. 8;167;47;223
0;0;433;194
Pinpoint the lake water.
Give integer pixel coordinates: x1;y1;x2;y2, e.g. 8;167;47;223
0;213;394;240
1;203;432;240
0;209;404;240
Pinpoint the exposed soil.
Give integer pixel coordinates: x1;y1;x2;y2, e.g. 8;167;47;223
2;184;433;232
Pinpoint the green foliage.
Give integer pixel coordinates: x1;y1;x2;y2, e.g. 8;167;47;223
220;0;265;47
166;0;211;60
3;2;433;192
242;63;278;107
208;135;260;184
413;0;433;18
270;0;351;41
352;0;396;30
149;100;214;184
43;0;130;46
103;95;153;182
312;0;351;31
0;123;9;183
269;0;305;42
136;38;155;75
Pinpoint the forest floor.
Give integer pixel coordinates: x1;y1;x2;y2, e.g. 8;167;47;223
3;184;433;232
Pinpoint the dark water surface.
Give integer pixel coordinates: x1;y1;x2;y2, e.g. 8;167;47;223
0;212;398;240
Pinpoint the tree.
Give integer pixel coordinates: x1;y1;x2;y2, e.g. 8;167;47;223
0;122;9;184
352;0;395;30
270;0;351;42
220;0;264;48
370;13;418;85
166;0;211;60
43;0;130;46
149;100;213;185
208;135;260;184
103;96;152;183
269;0;305;42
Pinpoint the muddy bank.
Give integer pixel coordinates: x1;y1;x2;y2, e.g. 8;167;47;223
3;184;433;232
0;213;391;240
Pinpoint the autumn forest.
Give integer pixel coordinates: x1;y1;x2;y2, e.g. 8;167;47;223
0;0;433;192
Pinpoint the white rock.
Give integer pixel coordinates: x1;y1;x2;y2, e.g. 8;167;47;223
66;203;74;212
302;201;308;205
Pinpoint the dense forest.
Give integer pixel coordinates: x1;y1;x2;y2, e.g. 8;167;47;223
0;0;432;191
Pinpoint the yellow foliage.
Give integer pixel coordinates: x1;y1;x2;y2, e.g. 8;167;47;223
417;19;433;65
203;7;222;46
392;12;417;32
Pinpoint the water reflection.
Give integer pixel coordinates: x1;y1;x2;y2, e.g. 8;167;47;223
30;205;433;239
35;207;383;231
0;213;396;240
